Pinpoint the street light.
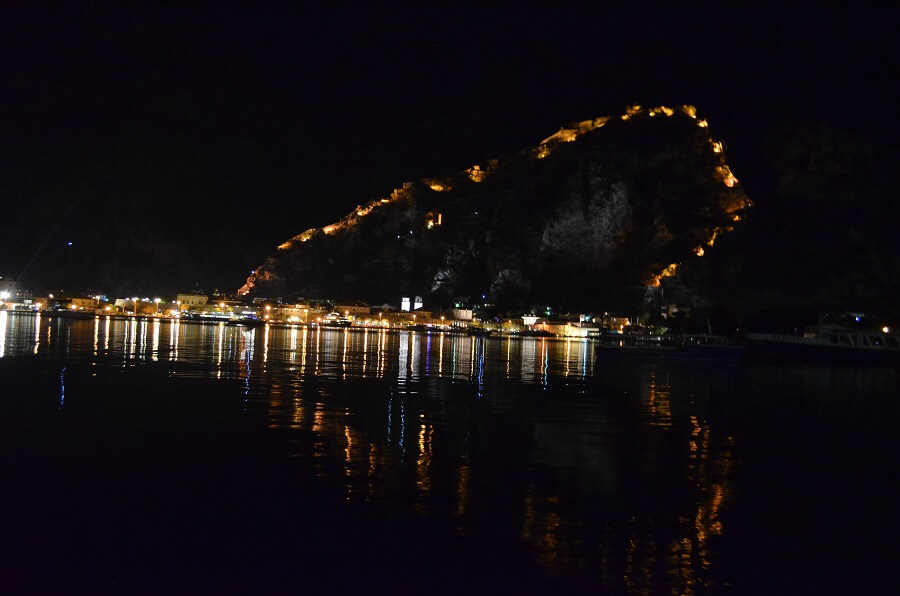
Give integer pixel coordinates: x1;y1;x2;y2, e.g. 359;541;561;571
132;297;139;316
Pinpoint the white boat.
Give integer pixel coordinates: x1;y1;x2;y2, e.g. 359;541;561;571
746;323;900;365
318;312;352;327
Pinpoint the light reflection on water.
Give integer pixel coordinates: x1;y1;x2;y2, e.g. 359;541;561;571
0;317;728;590
2;314;895;592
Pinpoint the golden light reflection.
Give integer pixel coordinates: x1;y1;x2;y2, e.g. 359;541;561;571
290;396;304;428
216;321;225;377
623;523;659;593
368;444;379;501
151;318;160;362
646;368;673;427
127;318;137;362
521;486;562;570
0;310;7;358
410;330;419;382
345;424;367;499
685;414;733;581
667;536;695;591
139;319;149;362
541;338;549;387
377;329;386;378
362;328;368;372
314;326;321;375
248;328;734;591
33;312;41;355
342;328;349;380
169;318;180;361
416;417;433;514
312;404;326;478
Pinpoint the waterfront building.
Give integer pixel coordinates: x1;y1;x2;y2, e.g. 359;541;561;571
0;277;19;301
335;301;371;317
177;293;209;310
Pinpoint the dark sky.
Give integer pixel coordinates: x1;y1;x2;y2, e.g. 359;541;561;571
0;3;895;296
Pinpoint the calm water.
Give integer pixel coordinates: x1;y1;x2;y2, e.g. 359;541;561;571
1;312;897;593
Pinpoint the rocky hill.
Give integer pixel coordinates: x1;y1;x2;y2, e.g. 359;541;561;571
240;105;750;312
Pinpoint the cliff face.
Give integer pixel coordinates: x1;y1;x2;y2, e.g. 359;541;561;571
240;105;750;311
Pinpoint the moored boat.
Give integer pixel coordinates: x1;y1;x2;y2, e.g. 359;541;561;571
40;308;96;320
596;333;745;363
746;323;900;365
317;312;352;327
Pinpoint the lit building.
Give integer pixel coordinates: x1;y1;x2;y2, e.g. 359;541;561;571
0;278;19;302
274;304;310;323
603;315;631;332
177;293;209;310
335;302;371;317
69;297;100;310
453;308;474;321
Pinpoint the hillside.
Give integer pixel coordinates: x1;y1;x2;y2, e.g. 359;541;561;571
240;105;750;312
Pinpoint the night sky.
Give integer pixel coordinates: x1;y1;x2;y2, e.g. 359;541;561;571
1;4;895;296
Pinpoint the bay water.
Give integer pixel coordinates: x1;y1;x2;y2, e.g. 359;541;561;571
1;313;896;593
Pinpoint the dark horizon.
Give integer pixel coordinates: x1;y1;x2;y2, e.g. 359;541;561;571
1;4;896;297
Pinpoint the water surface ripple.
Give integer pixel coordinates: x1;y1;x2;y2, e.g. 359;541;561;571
1;313;896;593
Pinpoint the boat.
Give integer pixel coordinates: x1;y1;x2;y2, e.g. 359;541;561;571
40;308;96;320
745;323;900;365
596;333;745;363
317;312;352;328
